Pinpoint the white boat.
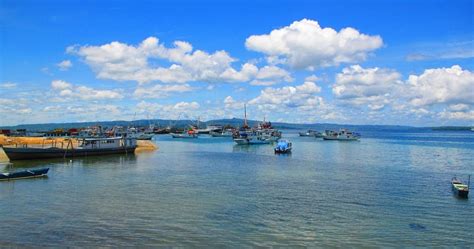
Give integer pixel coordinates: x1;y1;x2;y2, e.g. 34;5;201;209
323;129;360;141
196;125;222;134
170;129;198;138
233;129;280;145
299;129;323;137
210;129;234;137
233;104;281;145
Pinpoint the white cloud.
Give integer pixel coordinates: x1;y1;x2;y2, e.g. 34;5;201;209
50;80;123;100
57;60;73;71
136;100;200;119
0;82;17;89
69;37;291;85
407;65;474;107
224;96;245;109
249;80;278;86
51;80;72;90
134;84;194;98
304;75;320;82
332;65;403;110
249;81;322;110
438;110;474;120
245;19;383;69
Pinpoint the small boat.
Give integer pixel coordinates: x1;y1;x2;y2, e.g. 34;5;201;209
323;129;360;141
451;176;470;198
274;140;292;154
0;168;49;181
170;129;198;139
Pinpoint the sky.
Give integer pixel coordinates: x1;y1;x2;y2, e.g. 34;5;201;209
0;0;473;126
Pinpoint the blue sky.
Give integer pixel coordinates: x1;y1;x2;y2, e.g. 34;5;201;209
1;0;473;126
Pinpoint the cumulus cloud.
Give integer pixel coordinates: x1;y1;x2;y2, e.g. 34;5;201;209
136;100;200;119
57;60;73;71
332;65;403;110
69;37;292;85
224;96;245;109
249;81;322;110
50;80;123;100
407;65;474;107
245;19;383;70
134;84;194;98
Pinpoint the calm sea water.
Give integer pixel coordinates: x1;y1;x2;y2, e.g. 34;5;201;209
1;130;473;247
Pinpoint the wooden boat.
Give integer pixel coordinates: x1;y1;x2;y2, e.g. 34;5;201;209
0;168;49;181
451;176;470;198
1;137;137;161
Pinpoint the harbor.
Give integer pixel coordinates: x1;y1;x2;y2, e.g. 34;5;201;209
1;128;473;247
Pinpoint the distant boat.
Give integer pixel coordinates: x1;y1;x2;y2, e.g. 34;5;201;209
274;139;292;154
170;129;198;139
323;129;360;141
299;130;323;137
0;168;49;181
1;137;137;160
196;125;222;134
210;129;234;137
451;176;470;198
233;129;280;145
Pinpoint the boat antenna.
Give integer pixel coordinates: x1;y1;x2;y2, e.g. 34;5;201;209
469;175;471;190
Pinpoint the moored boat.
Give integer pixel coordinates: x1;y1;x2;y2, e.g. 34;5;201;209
0;168;49;181
210;129;234;137
274;139;292;153
1;137;137;161
170;128;198;138
299;130;322;137
451;176;470;198
323;129;360;141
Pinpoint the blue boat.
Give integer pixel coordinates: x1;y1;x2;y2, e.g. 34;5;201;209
0;168;49;181
274;140;292;154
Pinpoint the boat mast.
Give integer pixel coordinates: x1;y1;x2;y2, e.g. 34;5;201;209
244;104;248;128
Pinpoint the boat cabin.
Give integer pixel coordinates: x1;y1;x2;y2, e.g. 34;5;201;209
78;137;137;149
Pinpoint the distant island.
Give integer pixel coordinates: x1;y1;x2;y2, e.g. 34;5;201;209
431;126;473;131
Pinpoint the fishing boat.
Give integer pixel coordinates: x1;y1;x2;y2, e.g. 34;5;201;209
196;125;222;134
210;129;234;137
233;105;281;145
170;128;198;138
1;137;137;160
274;139;292;154
451;176;470;198
299;130;323;137
323;129;360;141
0;168;49;181
233;129;280;145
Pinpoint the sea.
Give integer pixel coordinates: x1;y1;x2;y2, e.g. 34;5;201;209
1;129;473;247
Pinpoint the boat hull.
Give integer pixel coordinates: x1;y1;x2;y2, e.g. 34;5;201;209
0;168;49;181
2;147;136;161
234;138;272;145
452;185;469;198
323;137;359;141
170;133;197;138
